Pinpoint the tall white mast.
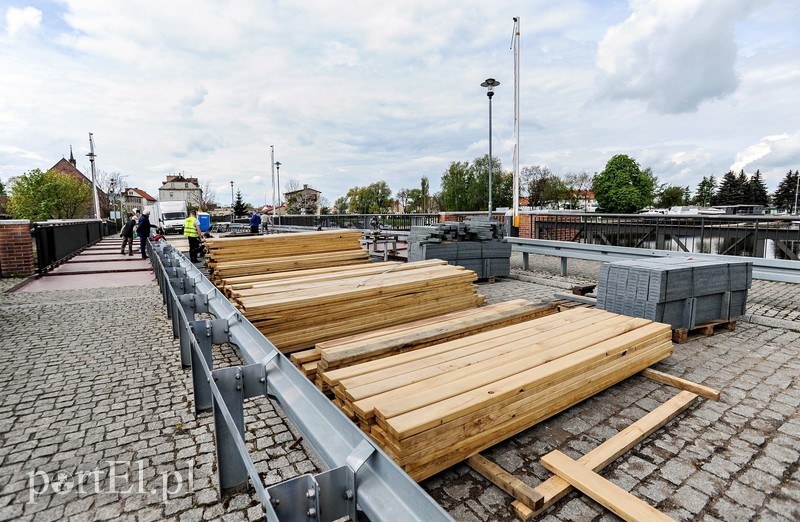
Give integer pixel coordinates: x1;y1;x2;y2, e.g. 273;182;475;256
512;17;520;229
87;133;101;219
270;145;277;223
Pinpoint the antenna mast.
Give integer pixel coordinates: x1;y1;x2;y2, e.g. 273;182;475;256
87;133;101;219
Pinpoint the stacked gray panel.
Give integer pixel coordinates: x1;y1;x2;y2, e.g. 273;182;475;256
596;258;752;329
406;218;511;278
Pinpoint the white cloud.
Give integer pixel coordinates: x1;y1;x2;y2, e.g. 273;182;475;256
174;87;208;118
595;0;758;113
5;6;41;38
731;132;800;184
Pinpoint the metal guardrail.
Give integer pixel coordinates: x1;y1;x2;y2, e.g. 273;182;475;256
508;237;800;284
277;213;439;231
33;219;108;275
147;239;452;521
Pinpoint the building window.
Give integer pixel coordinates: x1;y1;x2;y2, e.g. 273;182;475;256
170;192;174;198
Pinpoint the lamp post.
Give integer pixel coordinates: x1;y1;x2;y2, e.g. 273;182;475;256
794;172;799;215
275;161;282;225
481;78;499;218
230;181;234;222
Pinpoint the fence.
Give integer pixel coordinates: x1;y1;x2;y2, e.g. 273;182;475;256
276;213;440;231
32;220;112;275
517;212;800;260
148;239;452;521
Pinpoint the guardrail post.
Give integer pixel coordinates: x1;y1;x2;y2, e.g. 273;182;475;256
178;294;199;367
560;256;568;276
522;252;529;270
190;320;214;413
212;364;268;496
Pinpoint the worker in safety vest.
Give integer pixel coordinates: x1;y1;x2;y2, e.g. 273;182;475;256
184;210;203;263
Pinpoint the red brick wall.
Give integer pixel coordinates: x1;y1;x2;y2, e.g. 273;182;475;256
518;213;582;240
0;221;35;277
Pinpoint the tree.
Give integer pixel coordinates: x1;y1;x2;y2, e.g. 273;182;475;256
591;155;656;213
773;170;799;212
344;182;393;214
693;176;716;207
714;170;748;205
438;161;478;211
196;180;218;210
232;189;247;217
565;171;592;210
747;170;770;206
284;179;320;214
0;178;5;195
9;168;93;220
332;196;349;214
657;185;686;208
420;177;430;213
396;189;410;212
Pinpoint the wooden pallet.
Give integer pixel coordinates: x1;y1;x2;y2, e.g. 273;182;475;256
672;319;736;344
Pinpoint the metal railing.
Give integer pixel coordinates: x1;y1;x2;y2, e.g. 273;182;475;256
518;212;800;260
33;219;106;275
275;213;439;231
508;237;800;284
147;239;452;521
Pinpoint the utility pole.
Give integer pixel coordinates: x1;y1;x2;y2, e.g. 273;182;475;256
271;146;277;225
87;133;101;220
511;17;520;233
794;171;799;215
275;161;282;226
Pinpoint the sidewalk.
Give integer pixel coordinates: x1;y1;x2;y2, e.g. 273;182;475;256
0;253;798;521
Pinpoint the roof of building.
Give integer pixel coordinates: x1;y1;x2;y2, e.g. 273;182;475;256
49;158;107;197
284;184;321;195
127;187;157;202
162;175;200;186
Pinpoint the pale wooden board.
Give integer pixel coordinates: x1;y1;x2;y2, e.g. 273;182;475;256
513;389;698;519
541;451;674;522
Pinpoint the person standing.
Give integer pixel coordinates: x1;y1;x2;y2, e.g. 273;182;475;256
137;209;152;259
249;210;262;234
184;210;203;263
119;214;137;256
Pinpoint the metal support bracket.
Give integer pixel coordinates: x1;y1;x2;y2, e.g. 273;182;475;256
212;364;268;495
265;440;374;521
189;320;214;413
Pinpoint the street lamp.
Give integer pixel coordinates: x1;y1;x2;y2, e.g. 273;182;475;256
481;78;499;218
275;161;282;224
230;181;234;222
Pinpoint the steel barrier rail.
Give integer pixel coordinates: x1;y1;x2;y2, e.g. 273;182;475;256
147;240;452;522
507;237;800;284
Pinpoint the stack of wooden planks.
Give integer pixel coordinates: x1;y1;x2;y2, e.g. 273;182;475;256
290;299;558;389
232;260;486;353
204;230;370;282
325;307;673;481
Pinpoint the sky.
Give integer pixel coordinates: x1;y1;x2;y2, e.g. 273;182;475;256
1;0;799;208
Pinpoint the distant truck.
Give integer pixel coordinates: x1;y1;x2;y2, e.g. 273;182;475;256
150;200;188;234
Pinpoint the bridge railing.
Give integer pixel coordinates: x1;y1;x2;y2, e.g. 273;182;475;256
274;213;439;231
32;219;109;275
517;212;800;260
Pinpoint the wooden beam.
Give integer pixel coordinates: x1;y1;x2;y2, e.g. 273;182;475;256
467;454;543;511
512;390;698;520
640;368;720;401
541;451;674;522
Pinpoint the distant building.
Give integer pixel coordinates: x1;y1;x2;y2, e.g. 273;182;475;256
283;184;321;214
49;148;108;218
159;174;202;207
121;187;157;215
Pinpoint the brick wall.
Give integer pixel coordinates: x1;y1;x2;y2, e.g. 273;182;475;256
0;220;35;277
517;213;583;240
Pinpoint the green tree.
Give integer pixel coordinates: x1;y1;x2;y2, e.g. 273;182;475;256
591;155;655;213
332;196;349;213
693;176;716;206
773;170;799;212
747;170;770;206
657;185;686;208
0;178;6;195
344;181;392;214
9;168;93;220
232;189;247;217
714;170;748;205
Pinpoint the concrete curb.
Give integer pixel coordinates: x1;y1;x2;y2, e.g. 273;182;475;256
741;314;800;332
505;273;576;290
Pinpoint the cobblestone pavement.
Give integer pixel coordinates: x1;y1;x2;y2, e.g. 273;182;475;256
1;250;799;522
0;281;319;521
421;258;800;521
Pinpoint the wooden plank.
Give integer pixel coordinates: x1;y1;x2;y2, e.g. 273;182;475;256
640;368;720;401
514;390;698;519
541;451;674;522
467;454;543;511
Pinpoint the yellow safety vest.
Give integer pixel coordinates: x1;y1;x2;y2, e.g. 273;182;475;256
184;216;199;237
